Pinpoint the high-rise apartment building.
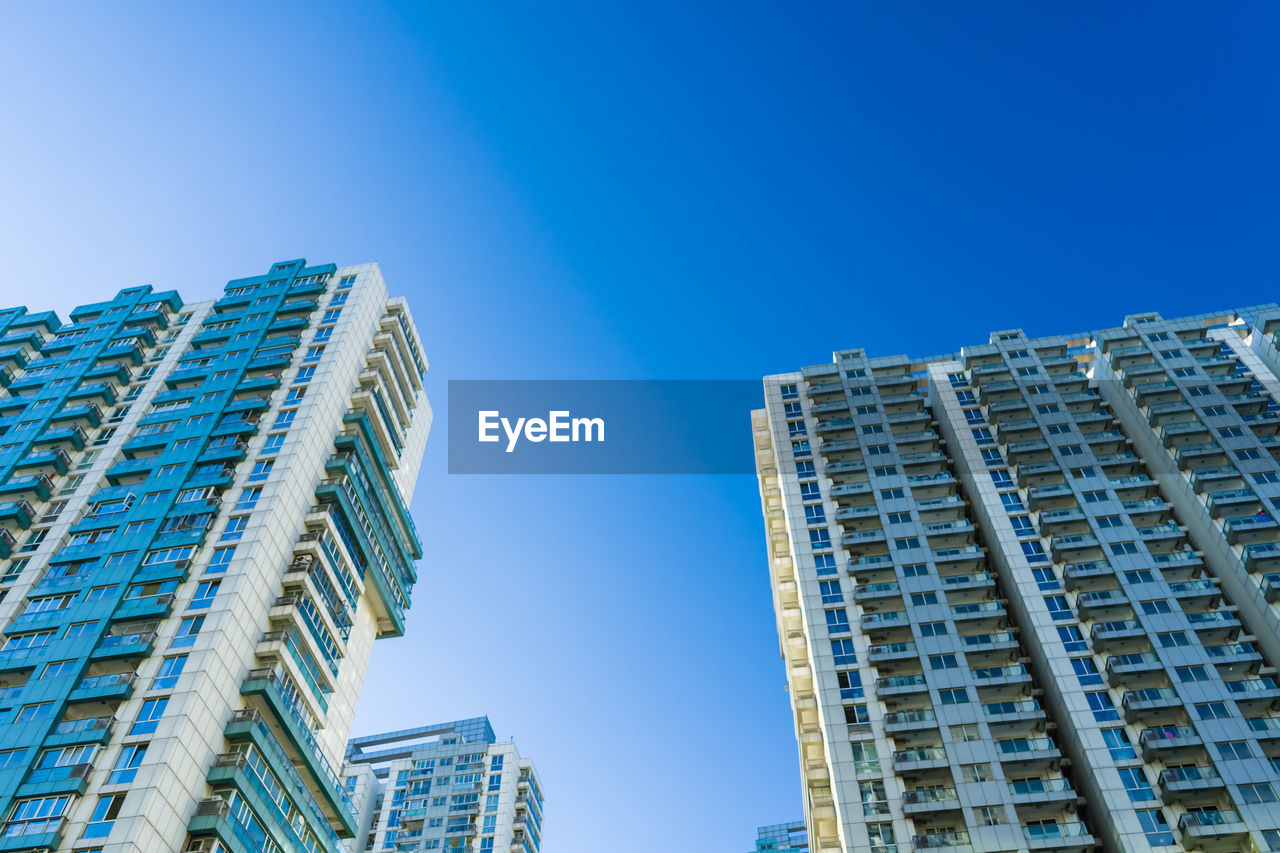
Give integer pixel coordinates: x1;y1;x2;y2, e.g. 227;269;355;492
748;821;809;853
341;717;543;853
754;304;1280;852
0;259;430;853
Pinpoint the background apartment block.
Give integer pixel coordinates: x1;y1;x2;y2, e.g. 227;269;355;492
341;717;543;853
754;304;1280;852
0;259;430;853
748;821;808;853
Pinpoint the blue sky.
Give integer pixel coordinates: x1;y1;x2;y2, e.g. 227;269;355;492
1;2;1278;850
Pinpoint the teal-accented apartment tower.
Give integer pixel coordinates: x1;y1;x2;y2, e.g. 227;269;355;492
0;260;431;853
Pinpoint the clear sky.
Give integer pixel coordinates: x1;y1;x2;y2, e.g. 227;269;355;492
1;3;1277;850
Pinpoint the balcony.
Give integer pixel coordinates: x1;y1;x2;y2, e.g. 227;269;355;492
1161;420;1210;448
876;673;927;696
836;504;879;522
68;672;137;703
892;745;949;770
1017;461;1065;488
1223;677;1280;713
996;737;1061;770
45;715;115;747
941;571;995;591
1140;725;1203;761
1007;778;1079;809
1090;620;1146;651
1105;653;1163;687
1223;514;1279;545
1022;822;1093;852
1177;810;1249;849
931;544;984;570
1205;488;1260;518
1076;588;1130;619
1122;687;1182;723
1028;483;1074;510
1185;610;1241;641
0;473;54;503
854;581;900;603
1158;766;1225;803
1263;573;1280;603
960;631;1019;657
1190;466;1245;493
983;699;1045;726
1037;507;1087;534
912;830;970;850
1050;534;1100;563
884;708;936;733
1244;541;1280;572
867;641;917;664
972;664;1031;690
902;788;959;814
1167;579;1220;609
1062;560;1114;591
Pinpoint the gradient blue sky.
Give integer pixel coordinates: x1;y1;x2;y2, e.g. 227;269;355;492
1;3;1278;850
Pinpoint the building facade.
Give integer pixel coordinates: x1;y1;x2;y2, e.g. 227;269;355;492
0;259;430;853
754;304;1280;852
341;717;543;853
748;821;809;853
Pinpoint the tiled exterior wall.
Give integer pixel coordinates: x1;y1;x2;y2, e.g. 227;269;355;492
755;303;1280;852
341;718;543;853
0;259;430;853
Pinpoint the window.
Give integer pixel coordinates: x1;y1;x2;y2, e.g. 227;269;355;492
809;529;831;549
1176;665;1209;682
15;703;54;722
220;516;248;541
1136;809;1174;846
172;616;205;647
887;511;911;524
1124;569;1154;584
991;470;1013;488
1111;540;1140;556
975;806;1005;826
1022;541;1048;563
131;698;168;735
824;609;849;633
951;724;981;742
780;384;798;400
939;688;968;705
819;581;842;604
918;621;946;637
831;639;856;667
1141;599;1172;615
153;656;187;690
1102;727;1136;760
1087;691;1119;721
83;793;126;837
234;487;262;510
910;591;937;605
283;388;305;405
0;749;27;770
3;795;69;836
1081;490;1106;503
880;488;904;500
248;460;274;481
1058;625;1086;652
1239;782;1277;804
1072;658;1103;686
1216;740;1251;760
930;654;958;670
894;537;920;550
41;660;76;679
901;563;927;577
1118;767;1155;801
1195;701;1230;720
189;581;220;610
960;763;993;783
1097;515;1123;528
206;547;235;574
1158;631;1190;648
814;554;836;576
108;744;147;784
795;460;815;478
800;482;821;500
303;346;325;362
